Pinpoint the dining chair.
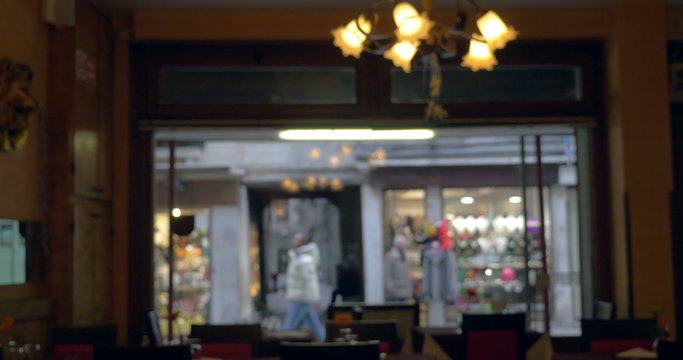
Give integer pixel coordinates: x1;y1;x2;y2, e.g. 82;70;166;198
279;340;381;360
592;301;615;320
93;345;192;360
656;340;683;360
461;312;526;360
51;325;118;360
580;318;657;353
326;319;398;353
189;323;262;359
146;311;164;346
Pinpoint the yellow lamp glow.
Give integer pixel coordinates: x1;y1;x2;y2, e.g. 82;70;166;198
331;15;373;59
461;39;497;71
384;41;419;73
476;11;518;50
331;178;345;192
172;208;182;218
393;2;434;42
329;156;340;167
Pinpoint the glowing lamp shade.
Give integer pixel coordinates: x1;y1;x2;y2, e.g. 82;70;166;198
461;39;497;71
384;41;419;73
331;15;373;59
393;2;434;42
476;10;518;50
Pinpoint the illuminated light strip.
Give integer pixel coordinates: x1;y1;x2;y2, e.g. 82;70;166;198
278;129;435;141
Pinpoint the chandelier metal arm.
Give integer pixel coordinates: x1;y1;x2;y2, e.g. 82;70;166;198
464;0;482;13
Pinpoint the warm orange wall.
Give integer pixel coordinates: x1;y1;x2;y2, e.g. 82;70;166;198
608;0;676;335
0;0;48;221
133;8;609;41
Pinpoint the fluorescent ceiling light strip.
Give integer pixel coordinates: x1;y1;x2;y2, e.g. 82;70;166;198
279;129;435;141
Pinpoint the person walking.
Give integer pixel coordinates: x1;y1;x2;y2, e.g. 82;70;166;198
384;235;413;302
283;231;326;341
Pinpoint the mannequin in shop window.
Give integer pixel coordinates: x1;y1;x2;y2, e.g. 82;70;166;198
283;230;326;341
384;235;413;302
422;220;460;324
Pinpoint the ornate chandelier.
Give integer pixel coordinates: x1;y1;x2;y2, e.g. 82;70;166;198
331;0;518;121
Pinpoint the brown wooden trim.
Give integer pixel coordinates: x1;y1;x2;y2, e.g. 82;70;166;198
131;39;603;124
133;41;372;120
137;116;596;129
127;130;154;345
46;23;76;326
0;283;49;301
0;298;53;322
377;39;604;119
112;15;133;346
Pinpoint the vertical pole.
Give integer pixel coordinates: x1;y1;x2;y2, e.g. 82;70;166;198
519;137;531;318
534;136;551;333
168;140;177;343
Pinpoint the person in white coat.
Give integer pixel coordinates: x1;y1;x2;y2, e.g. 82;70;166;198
283;231;326;341
384;235;413;302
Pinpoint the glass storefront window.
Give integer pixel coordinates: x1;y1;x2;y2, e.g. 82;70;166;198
443;187;529;311
153;209;212;337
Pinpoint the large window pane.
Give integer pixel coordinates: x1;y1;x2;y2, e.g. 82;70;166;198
391;65;582;103
159;66;357;105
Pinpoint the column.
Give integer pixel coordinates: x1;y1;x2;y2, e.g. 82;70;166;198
209;194;254;323
361;184;384;304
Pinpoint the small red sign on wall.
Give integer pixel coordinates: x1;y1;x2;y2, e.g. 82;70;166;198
75;49;97;86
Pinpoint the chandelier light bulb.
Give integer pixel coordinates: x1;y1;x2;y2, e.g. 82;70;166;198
393;2;434;42
329;155;340;167
331;15;373;59
461;39;497;72
476;11;518;50
384;41;419;73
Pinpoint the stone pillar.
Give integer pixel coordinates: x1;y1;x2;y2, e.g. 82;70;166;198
550;185;574;329
209;189;254;323
361;184;384;303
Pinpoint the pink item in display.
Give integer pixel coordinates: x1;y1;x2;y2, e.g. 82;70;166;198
501;267;516;282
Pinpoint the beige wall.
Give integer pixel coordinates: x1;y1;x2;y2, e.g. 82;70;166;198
0;0;48;221
608;0;676;335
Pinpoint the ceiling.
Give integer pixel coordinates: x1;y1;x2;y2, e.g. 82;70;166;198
95;0;621;11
